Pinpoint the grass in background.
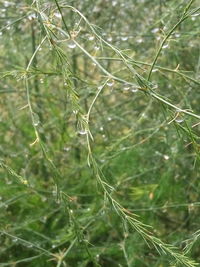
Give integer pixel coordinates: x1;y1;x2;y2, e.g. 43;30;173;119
0;0;200;266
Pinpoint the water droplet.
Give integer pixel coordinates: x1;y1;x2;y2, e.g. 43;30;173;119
28;13;37;20
101;210;105;215
78;130;87;135
68;41;76;49
131;87;138;93
151;28;159;34
175;33;180;38
41;216;47;223
64;147;70;151
152;69;158;73
54;12;61;18
112;0;117;6
163;155;169;160
191;13;199;17
163;44;169;49
42;197;47;202
123;84;130;91
88;35;95;41
107;36;113;42
107;117;112;121
4;1;10;7
136;38;143;43
153;84;158;89
33;113;40;126
175;118;184;123
22;179;28;185
52;244;56;248
141;113;146;118
56;198;61;204
94;46;100;51
13;238;18;243
107;80;114;87
40;78;44;83
100;127;104;131
121;36;128;41
93;6;101;13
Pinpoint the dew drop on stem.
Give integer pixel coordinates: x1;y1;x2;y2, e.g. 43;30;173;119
107;80;114;87
163;44;169;49
33;113;40;127
78;130;87;135
151;28;159;34
175;118;184;123
131;87;138;93
123;84;130;91
152;69;158;73
94;46;100;51
68;41;76;49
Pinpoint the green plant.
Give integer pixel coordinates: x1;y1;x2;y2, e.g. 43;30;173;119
0;0;200;266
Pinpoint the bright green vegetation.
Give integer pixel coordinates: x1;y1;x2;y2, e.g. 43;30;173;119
0;0;200;266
